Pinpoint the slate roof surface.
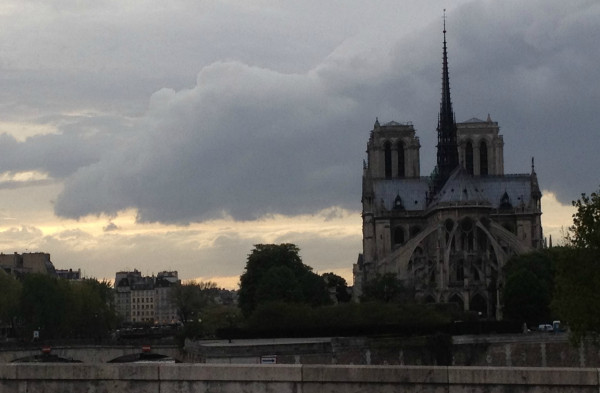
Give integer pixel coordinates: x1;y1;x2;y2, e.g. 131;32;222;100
372;177;430;211
372;170;533;211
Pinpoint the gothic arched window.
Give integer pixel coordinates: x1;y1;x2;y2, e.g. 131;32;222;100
448;294;464;310
456;259;464;281
410;226;421;238
393;227;405;245
480;140;488;176
397;141;405;177
384;141;392;178
470;293;487;316
465;141;474;175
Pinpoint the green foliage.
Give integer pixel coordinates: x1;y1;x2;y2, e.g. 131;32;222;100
255;265;304;304
567;191;600;250
502;250;556;324
20;274;71;338
17;274;117;340
238;244;331;317
200;305;242;337
0;270;22;332
553;188;600;343
553;247;600;343
170;280;217;324
68;279;117;338
322;272;352;303
245;302;313;331
361;273;413;303
240;301;452;336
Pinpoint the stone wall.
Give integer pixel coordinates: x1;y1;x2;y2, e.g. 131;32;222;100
0;333;593;367
186;333;599;367
0;345;185;364
0;364;598;393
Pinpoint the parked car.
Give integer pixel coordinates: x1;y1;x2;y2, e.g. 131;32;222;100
538;324;553;332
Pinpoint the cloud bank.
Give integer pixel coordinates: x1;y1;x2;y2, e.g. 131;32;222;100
0;1;595;226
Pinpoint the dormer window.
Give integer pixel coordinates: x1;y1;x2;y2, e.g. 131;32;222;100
393;194;405;210
499;191;512;210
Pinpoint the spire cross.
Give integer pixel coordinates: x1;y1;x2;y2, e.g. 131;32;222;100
443;9;446;34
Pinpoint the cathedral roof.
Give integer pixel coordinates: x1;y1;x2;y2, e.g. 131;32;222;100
462;117;485;123
434;170;534;210
432;167;489;206
372;171;535;212
372;178;430;211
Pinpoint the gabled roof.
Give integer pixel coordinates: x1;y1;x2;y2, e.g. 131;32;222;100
431;167;489;206
462;117;485;123
430;167;534;209
372;178;430;211
372;169;535;212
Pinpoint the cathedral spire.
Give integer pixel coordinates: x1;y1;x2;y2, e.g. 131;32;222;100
435;10;459;192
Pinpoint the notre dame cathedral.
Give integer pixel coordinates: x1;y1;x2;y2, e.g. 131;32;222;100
353;25;543;319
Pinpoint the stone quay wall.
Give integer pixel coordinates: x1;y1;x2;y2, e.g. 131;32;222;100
0;363;599;393
187;333;600;367
0;344;185;364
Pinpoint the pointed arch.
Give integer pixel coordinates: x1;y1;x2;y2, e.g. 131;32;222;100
393;226;405;246
424;295;436;304
470;293;487;316
479;140;488;176
384;141;392;178
410;226;422;238
453;259;464;282
448;293;464;311
465;141;474;175
397;141;405;178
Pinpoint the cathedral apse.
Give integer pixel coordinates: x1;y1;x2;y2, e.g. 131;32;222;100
353;22;542;319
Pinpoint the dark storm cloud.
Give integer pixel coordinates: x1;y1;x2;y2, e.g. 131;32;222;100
448;1;600;202
0;1;584;223
54;61;375;222
49;1;600;222
0;118;117;179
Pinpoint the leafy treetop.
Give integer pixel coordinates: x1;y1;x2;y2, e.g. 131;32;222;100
238;243;331;317
568;191;600;250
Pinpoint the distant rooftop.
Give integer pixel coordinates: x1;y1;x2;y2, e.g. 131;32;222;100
462;117;485;123
382;120;413;127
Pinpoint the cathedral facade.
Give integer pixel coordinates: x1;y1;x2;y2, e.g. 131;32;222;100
353;27;543;319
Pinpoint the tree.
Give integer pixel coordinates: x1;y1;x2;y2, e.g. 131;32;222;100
0;270;21;336
170;280;217;343
255;265;304;305
20;274;71;339
361;273;412;303
322;272;352;303
68;279;117;339
171;280;217;324
17;275;118;340
238;244;331;317
553;188;600;342
566;190;600;250
553;248;600;342
502;250;556;324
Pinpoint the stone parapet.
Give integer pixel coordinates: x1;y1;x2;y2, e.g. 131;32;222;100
1;364;600;393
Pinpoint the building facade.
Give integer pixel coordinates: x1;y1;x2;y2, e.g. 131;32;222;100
353;27;543;319
114;270;180;325
0;252;57;277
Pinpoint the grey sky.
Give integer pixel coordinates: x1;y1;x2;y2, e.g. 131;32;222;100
0;0;595;282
